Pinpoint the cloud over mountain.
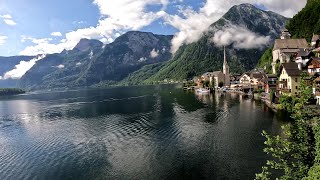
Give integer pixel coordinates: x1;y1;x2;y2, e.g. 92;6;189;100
18;0;306;56
212;25;271;49
3;55;46;80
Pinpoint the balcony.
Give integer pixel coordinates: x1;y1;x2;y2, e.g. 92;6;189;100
278;88;291;93
278;80;288;84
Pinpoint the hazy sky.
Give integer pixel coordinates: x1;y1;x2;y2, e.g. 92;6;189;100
0;0;307;56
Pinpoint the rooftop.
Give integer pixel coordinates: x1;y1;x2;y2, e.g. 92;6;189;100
280;63;302;76
274;39;308;50
312;34;320;42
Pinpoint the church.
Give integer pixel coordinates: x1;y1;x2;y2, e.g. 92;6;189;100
200;47;230;87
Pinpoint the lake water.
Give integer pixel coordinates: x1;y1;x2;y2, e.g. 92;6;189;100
0;85;284;180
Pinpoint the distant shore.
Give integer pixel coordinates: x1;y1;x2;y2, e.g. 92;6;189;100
0;88;26;96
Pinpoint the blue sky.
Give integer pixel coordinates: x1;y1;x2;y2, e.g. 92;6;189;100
0;0;306;56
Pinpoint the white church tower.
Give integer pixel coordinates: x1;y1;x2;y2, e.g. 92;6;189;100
223;47;230;86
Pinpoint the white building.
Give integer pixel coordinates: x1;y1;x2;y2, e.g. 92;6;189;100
271;29;309;74
312;34;320;47
200;47;230;87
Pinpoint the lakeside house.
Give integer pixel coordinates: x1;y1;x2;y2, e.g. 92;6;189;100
311;34;320;47
272;29;308;74
200;71;225;88
278;63;302;95
295;50;315;68
197;47;230;88
239;73;251;85
307;57;320;74
238;71;266;89
262;74;277;94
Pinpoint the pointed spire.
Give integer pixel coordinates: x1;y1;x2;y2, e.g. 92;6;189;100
224;46;228;66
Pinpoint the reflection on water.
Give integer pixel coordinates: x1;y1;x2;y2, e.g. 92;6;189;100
0;85;283;180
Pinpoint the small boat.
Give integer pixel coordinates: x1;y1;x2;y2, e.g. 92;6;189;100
196;88;210;94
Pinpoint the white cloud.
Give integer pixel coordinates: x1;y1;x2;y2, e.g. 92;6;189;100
3;55;46;80
19;0;168;55
1;14;17;26
0;14;12;19
3;19;16;26
0;36;7;45
165;0;306;53
51;32;62;37
212;25;271;49
150;48;159;58
18;0;306;55
138;57;147;62
89;50;93;59
57;64;65;69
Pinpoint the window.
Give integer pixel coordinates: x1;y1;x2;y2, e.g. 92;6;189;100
296;86;298;90
295;78;298;82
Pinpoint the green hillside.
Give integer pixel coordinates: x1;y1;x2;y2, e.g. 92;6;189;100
118;62;166;86
286;0;320;41
256;47;273;74
144;4;287;82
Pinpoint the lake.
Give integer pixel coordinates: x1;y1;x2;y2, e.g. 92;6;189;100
0;85;284;180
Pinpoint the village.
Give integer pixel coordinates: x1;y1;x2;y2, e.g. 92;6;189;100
188;29;320;107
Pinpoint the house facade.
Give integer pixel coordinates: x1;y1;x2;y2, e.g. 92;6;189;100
198;47;230;88
200;71;225;88
278;63;302;95
312;34;320;47
272;39;308;62
272;30;308;74
307;58;320;74
239;73;251;85
262;74;277;94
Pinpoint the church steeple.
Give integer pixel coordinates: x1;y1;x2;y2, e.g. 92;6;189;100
223;47;230;86
223;46;229;75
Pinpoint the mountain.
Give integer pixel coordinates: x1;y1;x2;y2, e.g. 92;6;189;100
256;47;273;74
19;32;173;90
18;3;287;90
140;3;288;82
0;56;34;76
286;0;320;41
80;31;173;85
117;62;166;86
0;56;34;88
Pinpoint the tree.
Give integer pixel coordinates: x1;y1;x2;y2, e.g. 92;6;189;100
203;80;210;88
269;90;275;103
218;81;224;88
256;73;316;179
210;78;215;88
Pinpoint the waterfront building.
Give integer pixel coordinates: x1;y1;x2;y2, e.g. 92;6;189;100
307;57;320;74
262;74;278;94
295;50;315;69
239;73;251;85
312;34;320;47
278;63;302;95
271;29;309;74
199;47;231;88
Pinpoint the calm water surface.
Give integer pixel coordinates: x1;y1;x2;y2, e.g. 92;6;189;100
0;85;284;180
